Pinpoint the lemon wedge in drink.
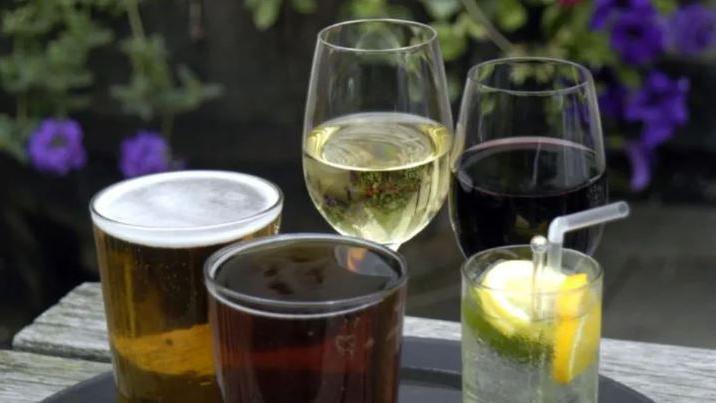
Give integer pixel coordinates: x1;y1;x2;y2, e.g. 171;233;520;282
468;259;601;379
476;259;565;338
552;273;601;384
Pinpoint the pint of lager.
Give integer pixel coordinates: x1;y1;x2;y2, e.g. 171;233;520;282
90;171;282;402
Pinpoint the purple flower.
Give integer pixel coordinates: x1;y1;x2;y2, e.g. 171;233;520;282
641;123;677;149
119;131;170;178
598;83;628;120
670;4;716;56
591;0;655;30
626;142;652;191
610;11;666;65
27;118;87;176
625;71;689;148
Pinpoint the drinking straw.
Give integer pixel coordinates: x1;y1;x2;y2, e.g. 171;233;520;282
527;202;629;319
546;202;631;272
530;235;548;318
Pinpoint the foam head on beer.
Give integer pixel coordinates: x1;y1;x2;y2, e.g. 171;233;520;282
91;170;282;248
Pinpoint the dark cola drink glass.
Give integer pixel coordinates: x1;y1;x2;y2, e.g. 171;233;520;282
204;233;408;403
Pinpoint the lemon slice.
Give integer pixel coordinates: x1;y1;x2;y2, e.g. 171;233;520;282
477;259;565;337
552;274;601;384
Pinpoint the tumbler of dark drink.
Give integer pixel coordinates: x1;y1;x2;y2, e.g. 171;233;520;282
204;233;408;403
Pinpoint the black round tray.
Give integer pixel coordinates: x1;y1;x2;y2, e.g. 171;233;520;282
42;336;652;402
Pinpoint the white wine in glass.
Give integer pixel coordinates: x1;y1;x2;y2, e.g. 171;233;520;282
304;112;451;249
302;19;454;250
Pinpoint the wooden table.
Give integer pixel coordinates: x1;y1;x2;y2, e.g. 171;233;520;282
2;283;715;402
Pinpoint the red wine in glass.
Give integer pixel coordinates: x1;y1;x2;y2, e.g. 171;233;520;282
449;137;608;257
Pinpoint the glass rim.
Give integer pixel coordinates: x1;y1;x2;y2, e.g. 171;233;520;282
317;18;438;53
461;243;603;296
204;233;408;315
89;170;284;232
466;56;595;96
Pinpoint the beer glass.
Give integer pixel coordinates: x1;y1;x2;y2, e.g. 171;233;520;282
90;170;283;402
204;233;408;403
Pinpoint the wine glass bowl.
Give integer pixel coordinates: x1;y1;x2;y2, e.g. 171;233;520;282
450;57;608;257
303;19;454;250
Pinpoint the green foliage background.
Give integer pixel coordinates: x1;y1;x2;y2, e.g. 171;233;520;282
0;0;688;165
243;0;678;100
0;0;221;162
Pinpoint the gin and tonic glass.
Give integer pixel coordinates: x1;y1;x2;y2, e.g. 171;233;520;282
461;244;603;402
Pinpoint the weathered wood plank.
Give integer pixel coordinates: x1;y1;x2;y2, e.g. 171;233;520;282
12;283;716;402
13;283;110;362
0;350;111;403
12;323;110;363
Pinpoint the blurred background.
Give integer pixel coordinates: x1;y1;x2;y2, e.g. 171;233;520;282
1;0;715;349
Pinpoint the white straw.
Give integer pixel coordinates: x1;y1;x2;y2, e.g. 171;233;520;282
546;202;631;270
530;235;548;319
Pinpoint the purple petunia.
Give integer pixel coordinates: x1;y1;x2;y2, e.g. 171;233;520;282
591;0;655;30
625;71;689;148
28;118;87;176
610;11;666;65
598;83;628;120
670;4;716;56
119;131;171;178
626;142;652;191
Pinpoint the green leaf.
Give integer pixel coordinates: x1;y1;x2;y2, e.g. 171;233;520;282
431;22;467;61
456;12;488;40
386;5;413;19
80;0;127;14
568;32;616;68
614;66;641;89
111;77;156;121
420;0;461;21
0;115;36;162
567;2;593;33
2;2;62;36
290;0;316;14
249;0;282;30
496;0;527;32
653;0;677;15
446;70;462;102
175;65;223;104
113;33;222;121
0;48;69;95
342;0;411;19
0;116;22;161
541;4;566;37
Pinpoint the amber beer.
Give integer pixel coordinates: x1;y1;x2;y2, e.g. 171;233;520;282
205;234;408;403
90;171;282;403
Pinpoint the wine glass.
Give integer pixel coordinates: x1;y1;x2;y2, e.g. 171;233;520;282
302;19;454;250
449;57;608;257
